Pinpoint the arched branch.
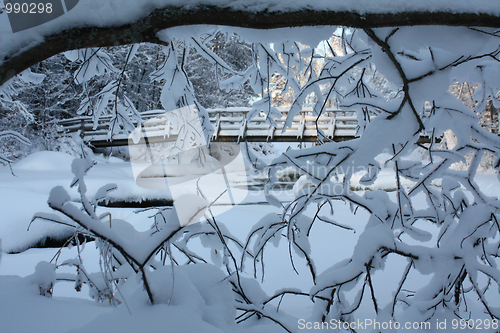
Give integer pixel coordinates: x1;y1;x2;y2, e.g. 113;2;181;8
2;5;500;86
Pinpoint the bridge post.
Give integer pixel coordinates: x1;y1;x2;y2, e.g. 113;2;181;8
267;125;276;141
327;112;336;139
238;111;248;143
212;112;221;141
297;111;305;140
80;119;85;139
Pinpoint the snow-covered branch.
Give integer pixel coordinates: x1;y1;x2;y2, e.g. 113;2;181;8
3;2;500;87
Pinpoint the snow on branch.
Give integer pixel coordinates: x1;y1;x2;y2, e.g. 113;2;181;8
3;2;500;87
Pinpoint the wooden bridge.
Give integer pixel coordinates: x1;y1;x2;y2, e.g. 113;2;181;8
58;107;359;147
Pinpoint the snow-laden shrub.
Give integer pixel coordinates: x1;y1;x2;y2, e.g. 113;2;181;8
147;264;236;326
0;131;31;168
29;261;56;297
49;132;94;159
33;157;255;311
240;27;500;329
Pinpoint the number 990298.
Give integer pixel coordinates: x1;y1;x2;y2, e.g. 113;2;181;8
5;2;53;14
451;319;498;330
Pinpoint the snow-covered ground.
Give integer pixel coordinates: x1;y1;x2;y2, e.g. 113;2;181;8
0;150;499;332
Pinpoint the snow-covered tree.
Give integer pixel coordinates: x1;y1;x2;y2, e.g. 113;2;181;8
244;27;500;328
2;1;500;332
185;31;256;108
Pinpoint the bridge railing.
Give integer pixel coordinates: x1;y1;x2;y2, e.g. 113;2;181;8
208;107;357;142
57;107;360;146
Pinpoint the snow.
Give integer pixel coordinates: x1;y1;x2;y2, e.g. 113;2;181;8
0;150;287;252
0;275;110;333
2;2;500;329
1;145;499;328
0;152;165;253
0;200;288;333
14;151;75;171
